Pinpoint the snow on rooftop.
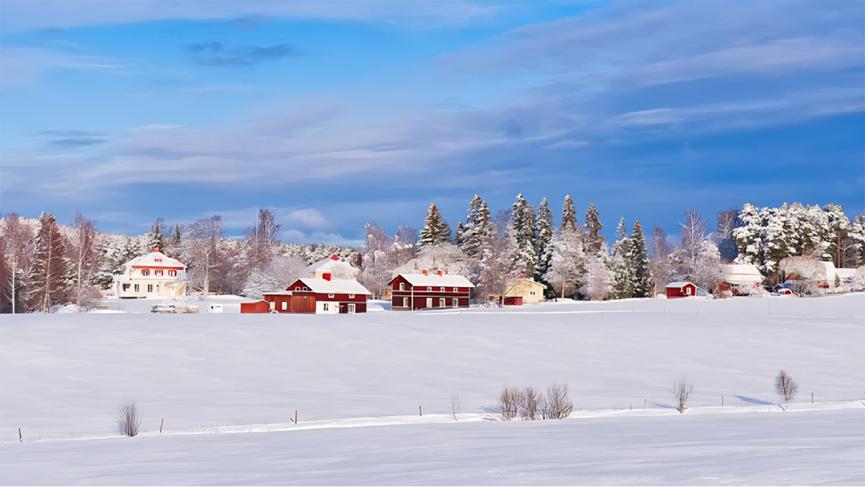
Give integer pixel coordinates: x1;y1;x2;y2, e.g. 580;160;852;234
665;281;694;288
295;277;371;295
123;249;186;270
393;272;475;288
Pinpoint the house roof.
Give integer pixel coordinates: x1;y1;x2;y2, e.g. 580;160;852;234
391;273;475;288
123;250;186;271
307;256;359;277
293;277;371;295
666;281;694;288
722;264;763;285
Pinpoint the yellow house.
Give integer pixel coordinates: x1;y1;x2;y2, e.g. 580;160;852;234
504;278;546;305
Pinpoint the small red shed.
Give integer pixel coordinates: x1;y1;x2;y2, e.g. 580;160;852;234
666;281;697;298
503;296;523;306
240;300;271;314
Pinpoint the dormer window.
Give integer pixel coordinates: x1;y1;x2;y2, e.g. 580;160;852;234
349;293;355;298
154;258;163;263
453;287;458;292
440;287;445;292
168;270;177;277
328;293;335;298
141;269;150;276
399;282;405;291
427;286;431;291
155;270;163;276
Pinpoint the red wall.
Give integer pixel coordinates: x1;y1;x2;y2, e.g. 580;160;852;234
666;284;696;298
240;300;270;313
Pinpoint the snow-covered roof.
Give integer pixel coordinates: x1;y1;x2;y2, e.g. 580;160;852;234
722;264;763;285
665;281;694;288
392;273;475;288
307;256;359;277
123;249;186;270
294;277;371;295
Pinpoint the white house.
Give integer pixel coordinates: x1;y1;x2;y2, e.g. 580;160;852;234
113;247;188;299
720;264;764;295
307;255;360;280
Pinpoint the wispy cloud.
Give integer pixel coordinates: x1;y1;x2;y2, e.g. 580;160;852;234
187;41;299;67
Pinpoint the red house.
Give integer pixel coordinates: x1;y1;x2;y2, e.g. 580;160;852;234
666;281;697;298
263;274;371;314
389;270;475;310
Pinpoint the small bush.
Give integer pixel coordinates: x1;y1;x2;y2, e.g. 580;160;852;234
498;386;524;421
519;387;542;420
117;401;142;437
545;383;574;419
775;370;798;403
674;378;692;414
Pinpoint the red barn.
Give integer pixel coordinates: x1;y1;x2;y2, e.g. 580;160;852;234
666;281;697;298
263;274;371;314
389;270;475;310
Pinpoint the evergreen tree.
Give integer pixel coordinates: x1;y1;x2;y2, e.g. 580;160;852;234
849;214;865;266
584;203;604;253
455;222;466;248
561;195;578;233
610;218;634;299
511;193;537;277
25;212;69;312
544;226;587;299
628;220;652;297
418;203;451;250
146;218;166;252
534;197;554;284
459;194;493;259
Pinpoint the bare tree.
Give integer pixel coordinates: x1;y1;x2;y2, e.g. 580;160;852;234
69;211;101;308
117;401;142;437
246;208;281;270
2;213;32;314
184;216;223;295
775;370;798;404
450;392;461;421
520;386;542;420
674;378;692;414
545;383;574;419
498;386;524;421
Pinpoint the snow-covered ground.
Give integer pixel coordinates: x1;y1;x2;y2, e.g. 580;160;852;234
0;294;862;484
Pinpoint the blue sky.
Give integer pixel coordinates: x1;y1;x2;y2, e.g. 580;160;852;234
1;0;863;245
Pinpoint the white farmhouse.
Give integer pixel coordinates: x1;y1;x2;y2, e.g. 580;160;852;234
113;247;188;299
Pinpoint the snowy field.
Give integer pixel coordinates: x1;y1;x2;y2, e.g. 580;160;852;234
0;294;863;484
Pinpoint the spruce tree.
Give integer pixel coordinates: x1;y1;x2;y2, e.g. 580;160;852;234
25;212;68;312
455;222;466;248
584;203;603;253
460;194;493;259
418;203;451;250
561;195;578;233
628;220;651;297
146;218;166;252
535;197;554;283
610;218;634;299
511;194;537;277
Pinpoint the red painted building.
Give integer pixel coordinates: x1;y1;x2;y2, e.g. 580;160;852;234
263;274;371;314
389;270;475;310
240;300;271;314
665;281;697;298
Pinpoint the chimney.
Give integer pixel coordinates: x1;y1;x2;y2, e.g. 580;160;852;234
421;269;429;276
436;269;443;276
330;255;340;261
322;272;332;281
151;246;160;253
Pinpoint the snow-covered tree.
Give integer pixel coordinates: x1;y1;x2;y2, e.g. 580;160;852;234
25;212;69;312
715;208;740;262
583;203;604;254
627;220;652;298
544;226;586;299
649;225;675;294
668;211;721;291
534;197;554;285
561;195;577;233
68;211;101;308
145;218;166;253
609;218;633;299
394;242;469;277
246;208;281;270
582;246;613;300
183;215;224;295
1;213;33;313
458;194;493;259
511;193;537;278
360;223;400;298
418;203;452;250
477;222;518;301
242;255;306;298
823;204;850;268
849;214;865;267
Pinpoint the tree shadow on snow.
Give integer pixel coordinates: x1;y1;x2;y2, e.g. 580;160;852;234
649;401;677;409
735;395;774;406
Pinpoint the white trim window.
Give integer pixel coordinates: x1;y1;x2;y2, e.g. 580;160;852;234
399;282;405;291
349;293;355;298
403;297;409;308
328;293;335;298
348;303;356;314
281;301;288;311
439;297;446;307
141;269;150;276
452;298;458;308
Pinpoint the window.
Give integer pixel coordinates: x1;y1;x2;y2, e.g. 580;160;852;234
281;301;287;311
155;270;163;276
439;298;446;307
141;269;150;276
399;282;405;291
403;297;409;308
328;293;335;298
348;303;356;314
440;287;445;292
453;287;458;292
154;258;162;263
323;303;330;311
168;270;177;277
134;284;140;292
349;293;355;298
453;298;458;308
427;286;432;291
269;301;276;311
685;287;692;295
122;284;130;291
147;284;153;292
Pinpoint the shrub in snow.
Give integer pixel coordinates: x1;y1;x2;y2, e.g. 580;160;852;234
674;378;692;414
775;370;798;404
519;386;542;420
544;383;574;420
498;387;524;421
117;401;142;437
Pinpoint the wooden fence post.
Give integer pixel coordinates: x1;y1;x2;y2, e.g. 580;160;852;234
722;395;725;407
294;409;298;425
18;427;22;443
811;392;814;405
418;405;422;417
159;418;164;433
